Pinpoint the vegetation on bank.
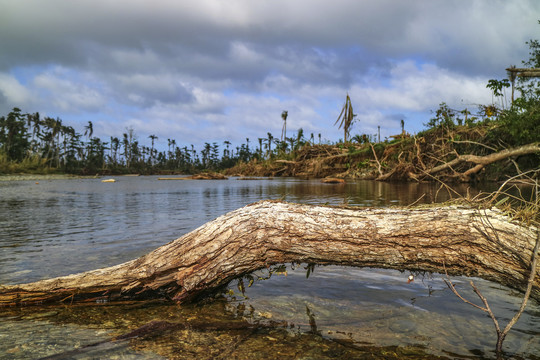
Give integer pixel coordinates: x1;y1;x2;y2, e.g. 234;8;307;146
227;34;540;182
1;37;539;181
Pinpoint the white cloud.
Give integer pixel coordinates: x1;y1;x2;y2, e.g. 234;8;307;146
351;61;491;112
0;73;32;107
32;67;106;113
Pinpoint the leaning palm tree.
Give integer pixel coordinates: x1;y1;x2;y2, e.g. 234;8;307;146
334;93;356;143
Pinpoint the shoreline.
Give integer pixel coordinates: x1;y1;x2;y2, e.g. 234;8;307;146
0;174;99;181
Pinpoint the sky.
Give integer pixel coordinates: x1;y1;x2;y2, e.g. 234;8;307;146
1;0;539;152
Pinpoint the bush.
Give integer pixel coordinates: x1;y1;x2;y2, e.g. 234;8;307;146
489;99;540;146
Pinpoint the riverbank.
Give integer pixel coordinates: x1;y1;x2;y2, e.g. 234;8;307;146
225;126;540;182
0;174;99;181
1;124;538;183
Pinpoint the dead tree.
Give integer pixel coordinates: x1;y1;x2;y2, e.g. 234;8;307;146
0;200;538;307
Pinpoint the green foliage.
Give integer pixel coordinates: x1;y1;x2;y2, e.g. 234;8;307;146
351;134;370;144
357;159;370;168
0;108;29;162
372;142;385;153
0;152;50;174
489;100;540;145
0;107;261;175
425;103;457;129
487;79;511;97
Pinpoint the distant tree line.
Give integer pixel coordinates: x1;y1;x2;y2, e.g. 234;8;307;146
0;107;327;175
0;109;255;174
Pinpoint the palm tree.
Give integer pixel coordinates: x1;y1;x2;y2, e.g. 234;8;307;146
223;140;231;158
66;131;82;171
61;125;75;166
281;110;288;141
26;112;41;154
122;133;130;167
202;142;211;168
42;116;62;167
170;139;176;158
84;121;93;139
149;134;158;165
335;93;356;143
54;118;64;166
258;138;264;157
294;128;304;152
110;137;120;166
266;132;273;157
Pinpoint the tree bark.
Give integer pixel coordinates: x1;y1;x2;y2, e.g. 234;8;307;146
0;200;538;307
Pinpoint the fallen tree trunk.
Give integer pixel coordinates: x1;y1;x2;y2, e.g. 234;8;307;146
1;200;538;307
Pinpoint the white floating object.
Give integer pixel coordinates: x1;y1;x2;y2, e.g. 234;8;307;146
101;179;116;183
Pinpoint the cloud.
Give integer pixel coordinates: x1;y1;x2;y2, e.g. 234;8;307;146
0;0;538;150
351;61;490;112
32;67;107;113
0;73;32;109
111;74;195;108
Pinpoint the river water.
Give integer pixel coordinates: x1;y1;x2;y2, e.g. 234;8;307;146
0;176;538;359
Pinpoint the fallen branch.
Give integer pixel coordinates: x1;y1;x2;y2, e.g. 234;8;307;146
370;143;383;177
275;160;297;165
1;200;538;306
427;142;540;181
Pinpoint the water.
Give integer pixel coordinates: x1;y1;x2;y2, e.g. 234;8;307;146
0;176;538;359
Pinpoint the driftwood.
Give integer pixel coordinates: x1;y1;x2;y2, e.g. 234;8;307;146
158;172;228;180
0;200;538;307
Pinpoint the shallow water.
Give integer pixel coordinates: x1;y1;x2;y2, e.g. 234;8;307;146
0;176;538;359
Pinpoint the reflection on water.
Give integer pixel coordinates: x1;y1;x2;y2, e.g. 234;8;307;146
0;177;536;359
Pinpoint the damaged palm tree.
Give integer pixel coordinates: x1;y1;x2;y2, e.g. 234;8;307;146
334;93;356;143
